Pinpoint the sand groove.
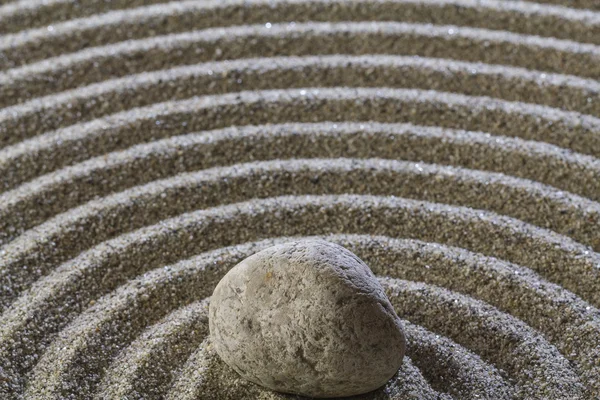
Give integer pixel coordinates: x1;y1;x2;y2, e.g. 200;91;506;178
3;88;600;198
2;22;600;109
2;123;600;227
2;56;600;150
2;0;600;70
169;338;449;400
1;0;599;399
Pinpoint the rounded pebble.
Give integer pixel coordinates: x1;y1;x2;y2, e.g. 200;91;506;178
209;239;406;398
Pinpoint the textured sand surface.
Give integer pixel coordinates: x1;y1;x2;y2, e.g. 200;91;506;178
0;0;599;399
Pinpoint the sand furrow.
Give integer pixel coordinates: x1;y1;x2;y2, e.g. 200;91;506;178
2;160;600;309
168;338;448;400
2;55;600;151
383;278;585;398
2;88;599;194
1;0;599;69
2;22;599;108
1;124;599;241
96;300;211;400
3;198;600;396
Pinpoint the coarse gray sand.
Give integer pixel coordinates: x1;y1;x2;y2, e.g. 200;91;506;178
0;0;599;399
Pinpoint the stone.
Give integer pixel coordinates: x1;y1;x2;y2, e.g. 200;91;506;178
209;239;406;398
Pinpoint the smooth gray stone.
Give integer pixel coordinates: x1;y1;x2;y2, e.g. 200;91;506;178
209;240;406;398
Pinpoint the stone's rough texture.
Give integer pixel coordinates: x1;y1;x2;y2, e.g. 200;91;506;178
209;239;406;398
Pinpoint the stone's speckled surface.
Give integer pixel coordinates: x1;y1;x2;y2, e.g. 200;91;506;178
209;240;406;398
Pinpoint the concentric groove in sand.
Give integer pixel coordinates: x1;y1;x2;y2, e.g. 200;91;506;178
95;299;211;400
2;157;600;303
2;126;599;245
3;197;600;392
3;55;600;150
2;88;599;194
3;0;599;398
382;278;584;398
5;234;599;396
2;161;600;312
0;0;173;35
5;0;598;36
25;264;579;398
169;338;447;400
2;0;599;43
164;324;508;400
97;297;509;399
2;22;600;108
42;234;595;399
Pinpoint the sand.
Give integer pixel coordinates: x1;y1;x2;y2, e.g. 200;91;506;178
0;0;599;399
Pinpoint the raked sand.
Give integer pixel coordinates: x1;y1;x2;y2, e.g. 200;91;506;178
0;0;599;399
